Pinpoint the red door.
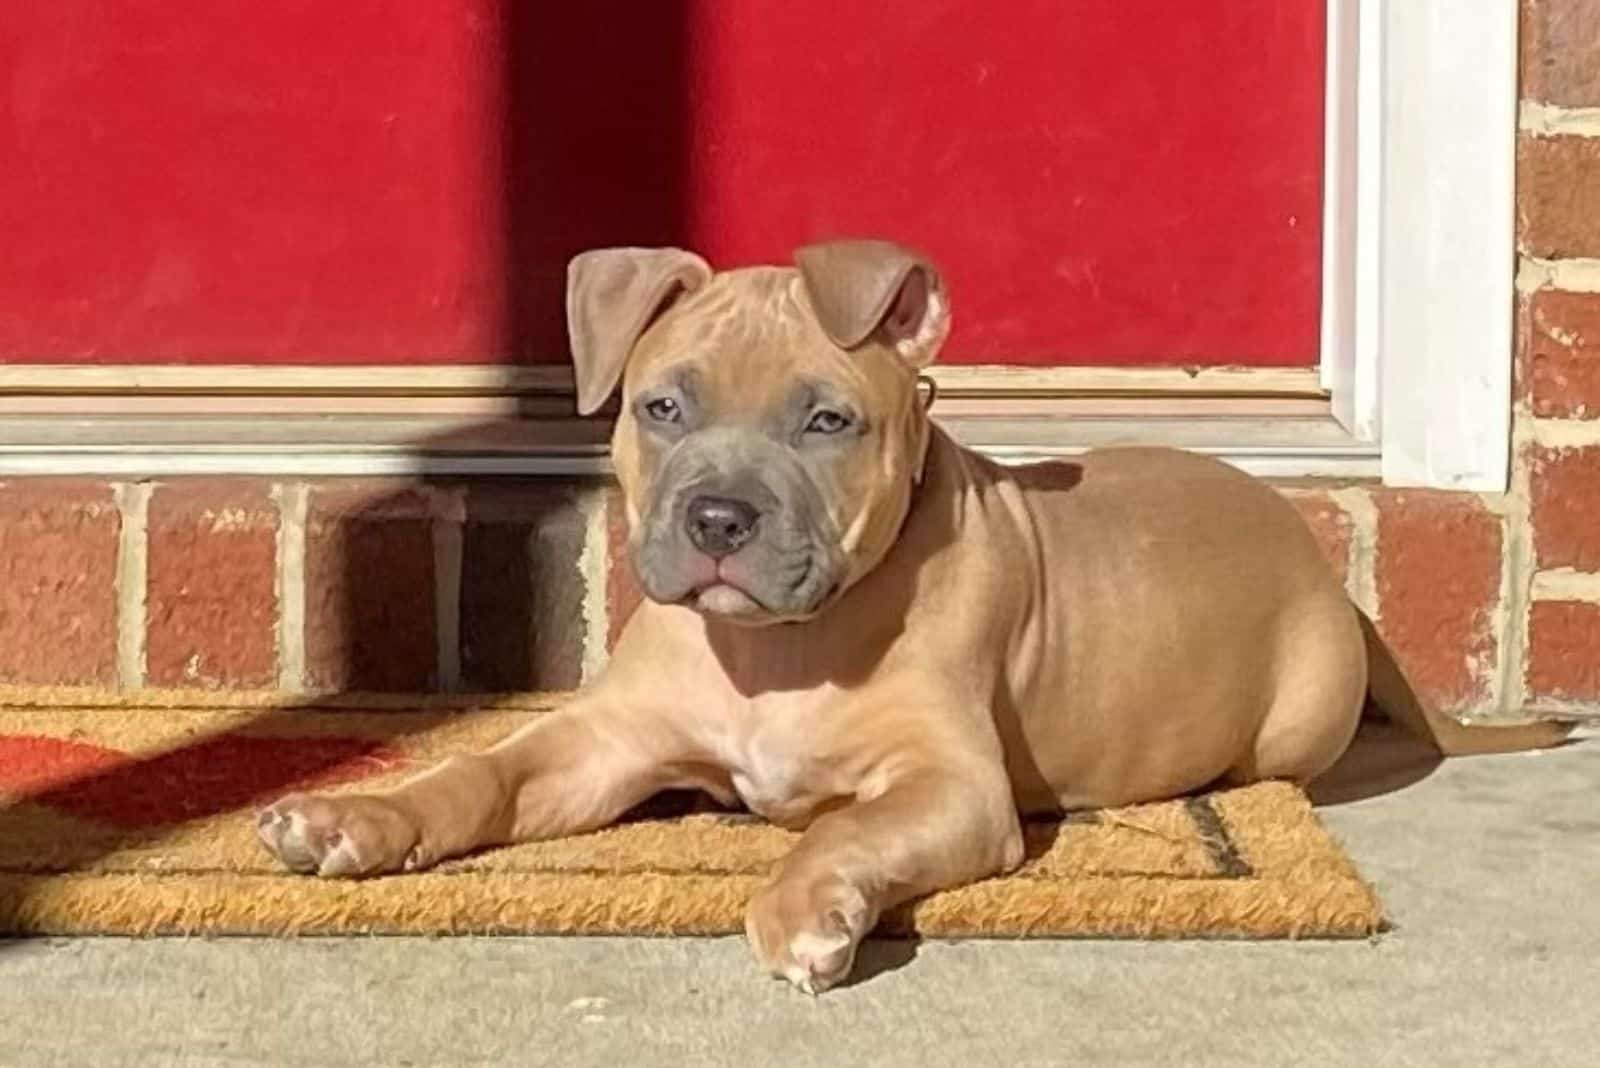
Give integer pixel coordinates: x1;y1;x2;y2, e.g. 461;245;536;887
0;2;1323;368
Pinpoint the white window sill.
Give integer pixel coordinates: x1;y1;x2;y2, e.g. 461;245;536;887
0;406;1377;480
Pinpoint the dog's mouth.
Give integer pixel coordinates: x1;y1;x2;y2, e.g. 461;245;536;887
680;558;777;621
685;581;764;618
675;554;837;625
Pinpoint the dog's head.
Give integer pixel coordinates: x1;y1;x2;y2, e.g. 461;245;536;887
567;239;949;626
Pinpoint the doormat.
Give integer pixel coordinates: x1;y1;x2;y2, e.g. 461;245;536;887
0;701;1383;939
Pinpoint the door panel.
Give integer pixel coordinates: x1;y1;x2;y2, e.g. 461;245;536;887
0;2;1322;367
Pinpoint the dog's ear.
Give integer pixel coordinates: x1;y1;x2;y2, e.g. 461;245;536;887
794;239;950;367
566;247;712;415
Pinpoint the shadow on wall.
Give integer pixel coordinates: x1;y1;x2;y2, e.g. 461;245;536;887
295;0;693;693
298;467;597;696
307;0;691;694
500;0;694;363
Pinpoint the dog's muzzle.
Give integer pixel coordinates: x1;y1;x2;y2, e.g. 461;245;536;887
630;437;845;622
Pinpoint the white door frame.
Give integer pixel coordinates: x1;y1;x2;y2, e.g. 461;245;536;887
1322;0;1518;491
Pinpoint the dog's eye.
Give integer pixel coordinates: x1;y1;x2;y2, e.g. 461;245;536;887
804;409;851;435
643;397;682;424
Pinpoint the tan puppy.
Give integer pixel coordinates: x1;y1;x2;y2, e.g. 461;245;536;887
259;240;1568;993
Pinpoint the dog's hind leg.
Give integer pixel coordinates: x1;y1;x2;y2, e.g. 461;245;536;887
1228;593;1367;786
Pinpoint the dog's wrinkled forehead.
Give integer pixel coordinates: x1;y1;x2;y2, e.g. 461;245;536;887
630;268;884;409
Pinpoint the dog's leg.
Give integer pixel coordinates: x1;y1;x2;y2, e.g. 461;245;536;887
257;693;690;877
745;767;1022;994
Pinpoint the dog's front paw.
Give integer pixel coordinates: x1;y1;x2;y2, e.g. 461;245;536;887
744;876;875;996
256;793;421;877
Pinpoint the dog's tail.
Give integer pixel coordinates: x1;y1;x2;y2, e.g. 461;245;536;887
1358;609;1576;755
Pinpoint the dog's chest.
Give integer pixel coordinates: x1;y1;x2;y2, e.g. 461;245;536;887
729;733;804;814
719;715;850;826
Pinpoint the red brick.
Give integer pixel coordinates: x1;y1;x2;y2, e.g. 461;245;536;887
1517;136;1600;258
146;482;278;688
304;484;436;692
1520;290;1600;419
1526;600;1600;703
0;481;120;686
1282;491;1353;586
457;483;585;692
1374;491;1503;713
1521;0;1600;106
606;488;644;650
1529;445;1600;570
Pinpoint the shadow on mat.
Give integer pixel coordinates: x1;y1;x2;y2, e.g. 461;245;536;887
5;716;415;831
0;706;499;922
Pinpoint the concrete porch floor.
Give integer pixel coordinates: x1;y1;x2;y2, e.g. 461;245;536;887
3;728;1596;1068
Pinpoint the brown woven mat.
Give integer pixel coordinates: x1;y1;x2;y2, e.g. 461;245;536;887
0;702;1383;939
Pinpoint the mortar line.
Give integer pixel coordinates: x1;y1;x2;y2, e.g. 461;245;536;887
432;486;466;692
112;481;152;690
1495;509;1528;715
1329;487;1378;618
1519;101;1600;137
273;483;309;692
1530;417;1600;448
1499;412;1538;715
576;486;612;686
1530;568;1600;604
1517;256;1600;294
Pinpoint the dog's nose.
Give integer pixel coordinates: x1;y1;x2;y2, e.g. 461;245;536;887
686;496;760;558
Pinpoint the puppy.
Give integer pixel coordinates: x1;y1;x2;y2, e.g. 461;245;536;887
260;240;1568;993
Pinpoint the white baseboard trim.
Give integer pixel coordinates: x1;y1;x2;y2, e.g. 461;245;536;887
0;413;1378;480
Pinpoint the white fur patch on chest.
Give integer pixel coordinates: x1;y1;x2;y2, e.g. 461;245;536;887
728;725;808;813
704;690;872;823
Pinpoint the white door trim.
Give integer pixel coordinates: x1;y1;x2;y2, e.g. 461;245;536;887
1321;0;1518;491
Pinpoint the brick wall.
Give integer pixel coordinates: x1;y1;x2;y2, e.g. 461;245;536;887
1513;0;1600;713
0;451;1585;723
0;1;1595;721
1;479;603;696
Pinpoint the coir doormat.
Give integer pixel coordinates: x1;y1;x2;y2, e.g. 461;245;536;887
0;700;1384;939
